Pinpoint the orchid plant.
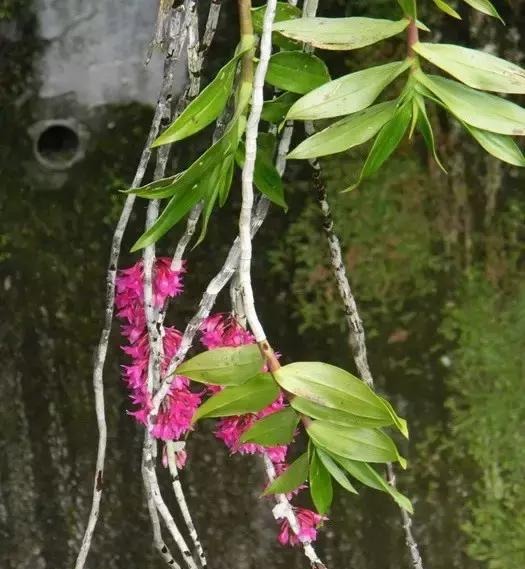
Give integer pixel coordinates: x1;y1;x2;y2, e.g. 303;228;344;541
76;1;525;568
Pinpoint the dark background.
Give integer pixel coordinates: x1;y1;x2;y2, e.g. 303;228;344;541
1;1;524;568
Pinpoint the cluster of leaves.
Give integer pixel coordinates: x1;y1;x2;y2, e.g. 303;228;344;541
177;344;412;514
126;2;334;252
271;0;525;189
127;0;525;251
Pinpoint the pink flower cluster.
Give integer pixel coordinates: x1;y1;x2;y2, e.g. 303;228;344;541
199;313;326;546
116;263;326;547
115;258;201;443
278;509;327;546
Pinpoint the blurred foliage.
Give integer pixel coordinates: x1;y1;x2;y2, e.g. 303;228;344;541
442;277;525;569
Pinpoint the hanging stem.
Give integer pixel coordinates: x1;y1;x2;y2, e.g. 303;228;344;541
238;0;274;343
407;18;419;58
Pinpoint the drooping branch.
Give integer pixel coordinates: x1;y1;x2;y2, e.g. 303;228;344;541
142;441;181;569
143;432;199;569
238;0;274;343
166;440;207;567
308;155;424;569
73;6;187;569
142;2;224;566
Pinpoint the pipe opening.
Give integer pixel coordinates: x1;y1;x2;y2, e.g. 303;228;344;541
34;123;81;169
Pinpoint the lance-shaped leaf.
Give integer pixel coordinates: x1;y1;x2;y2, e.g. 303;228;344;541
264;452;309;495
291;396;397;429
262;92;301;124
128;118;241;200
463;124;525;166
315;448;358;494
177;345;264;385
344;99;412;191
130;178;209;251
272;17;408;51
414;95;446;172
329;453;413;513
235;141;287;209
218;154;235;207
152;54;239;147
417;72;525;135
287;60;411;120
307;421;407;467
414;42;525;94
240;407;299;445
461;0;503;22
432;0;461;18
193;373;280;421
309;450;333;514
194;162;225;247
266;51;330;95
416;20;431;32
288;100;397;159
274;361;408;437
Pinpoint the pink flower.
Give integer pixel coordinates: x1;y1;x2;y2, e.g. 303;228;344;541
214;395;289;463
115;259;191;441
151;386;201;440
277;508;327;547
162;446;188;470
200;313;254;349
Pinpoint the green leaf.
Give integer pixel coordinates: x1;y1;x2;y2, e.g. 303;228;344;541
309;450;333;514
415;20;431;32
379;399;409;441
414;42;525;93
315;448;358;494
397;0;417;18
152;55;238;147
253;1;301;49
288;101;397;159
272;17;408;51
328;453;413;513
235;141;287;209
414;96;447;172
345;99;412;191
461;0;503;22
177;345;264;385
128;119;241;200
264;452;309;495
193;373;280;421
194;163;224;247
432;0;461;19
257;132;278;161
266;51;330;95
130;177;209;251
262;92;301;124
274;362;407;435
218;154;235;207
417;72;525;135
287;60;411;120
463;124;525;166
291;396;395;429
240;407;299;445
306;421;407;467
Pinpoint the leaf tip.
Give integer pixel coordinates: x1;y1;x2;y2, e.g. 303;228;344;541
341;183;359;193
130;239;144;253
